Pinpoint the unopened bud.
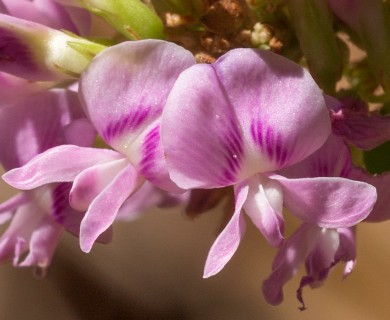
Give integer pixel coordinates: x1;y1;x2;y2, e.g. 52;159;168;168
0;13;105;81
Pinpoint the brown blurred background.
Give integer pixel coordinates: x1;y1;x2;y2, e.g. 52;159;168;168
1;178;390;320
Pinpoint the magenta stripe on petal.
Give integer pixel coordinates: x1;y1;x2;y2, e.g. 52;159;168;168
80;40;196;152
251;120;290;167
103;106;151;143
51;183;72;224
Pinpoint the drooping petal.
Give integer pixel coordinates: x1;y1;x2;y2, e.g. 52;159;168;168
262;224;321;305
80;163;141;253
271;175;377;228
0;202;44;263
335;227;356;277
243;175;284;247
69;158;129;211
3;145;123;189
17;215;63;270
203;181;248;278
163;48;331;189
297;228;340;310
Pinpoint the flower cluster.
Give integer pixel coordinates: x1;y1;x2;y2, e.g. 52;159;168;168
1;0;390;309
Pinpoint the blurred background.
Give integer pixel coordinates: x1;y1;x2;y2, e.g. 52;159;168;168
1;179;390;320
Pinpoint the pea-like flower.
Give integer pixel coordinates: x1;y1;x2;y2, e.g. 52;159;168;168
0;88;102;273
160;48;377;278
3;40;196;253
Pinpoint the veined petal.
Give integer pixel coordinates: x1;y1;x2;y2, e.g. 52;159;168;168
136;121;182;192
36;183;113;244
214;48;330;169
163;48;330;189
279;134;352;179
69;158;129;211
3;145;123;189
79;39;195;157
80;163;141;252
333;109;390;150
203;181;248;278
162;63;246;189
271;175;377;228
243;175;284;247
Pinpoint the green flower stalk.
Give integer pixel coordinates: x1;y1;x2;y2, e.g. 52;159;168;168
285;0;343;94
79;0;165;40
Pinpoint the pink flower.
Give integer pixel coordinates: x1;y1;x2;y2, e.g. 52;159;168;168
4;40;196;253
262;129;390;307
0;88;103;273
160;48;377;278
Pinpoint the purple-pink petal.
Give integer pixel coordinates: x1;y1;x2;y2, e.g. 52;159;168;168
262;224;320;305
332;108;390;150
0;89;87;170
348;167;390;222
80;163;141;253
203;181;248;278
2;0;82;34
3;145;123;190
69;158;129;211
17;215;63;269
271;175;377;228
243;175;284;247
163;48;331;189
79;39;196;155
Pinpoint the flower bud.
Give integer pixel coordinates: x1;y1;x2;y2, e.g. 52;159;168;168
79;0;165;40
0;13;105;81
285;0;343;94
